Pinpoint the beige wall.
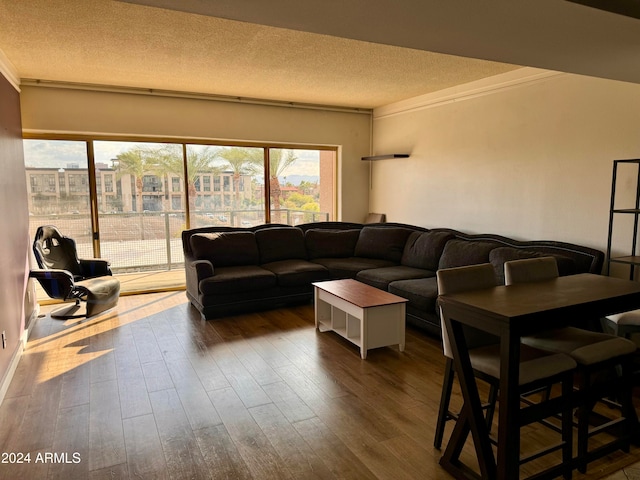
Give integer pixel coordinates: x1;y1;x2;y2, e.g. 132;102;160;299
19;86;372;223
369;69;640;266
0;72;32;397
23;72;640;267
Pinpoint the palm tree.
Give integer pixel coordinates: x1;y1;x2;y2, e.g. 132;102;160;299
217;147;261;210
154;144;221;214
113;147;149;212
268;149;298;221
113;146;160;239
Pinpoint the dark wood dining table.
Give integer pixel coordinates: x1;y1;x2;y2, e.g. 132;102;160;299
437;273;640;480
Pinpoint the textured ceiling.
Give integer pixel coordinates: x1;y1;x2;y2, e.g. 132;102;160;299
0;0;519;109
3;0;639;110
123;0;640;86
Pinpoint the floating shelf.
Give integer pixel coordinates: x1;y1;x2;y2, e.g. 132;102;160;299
361;154;409;161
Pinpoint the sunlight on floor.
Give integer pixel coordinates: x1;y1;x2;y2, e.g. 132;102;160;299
31;293;176;384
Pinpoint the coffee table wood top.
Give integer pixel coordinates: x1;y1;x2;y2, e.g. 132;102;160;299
312;279;408;309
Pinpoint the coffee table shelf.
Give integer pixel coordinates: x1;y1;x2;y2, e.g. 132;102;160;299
313;279;407;359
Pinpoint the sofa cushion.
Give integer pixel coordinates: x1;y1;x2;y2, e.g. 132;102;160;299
489;246;577;284
311;257;396;279
354;227;414;262
388;277;439;313
199;265;276;295
255;227;307;264
262;259;329;287
305;228;361;259
438;239;498;270
550;255;577;276
190;232;259;267
401;231;455;270
356;266;434;291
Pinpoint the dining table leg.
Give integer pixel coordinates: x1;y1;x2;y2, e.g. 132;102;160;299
497;329;521;480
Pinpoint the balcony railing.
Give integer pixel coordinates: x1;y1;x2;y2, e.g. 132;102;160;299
29;209;329;274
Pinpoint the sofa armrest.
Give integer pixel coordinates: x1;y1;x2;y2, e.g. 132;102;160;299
192;260;214;279
79;258;112;277
186;260;214;295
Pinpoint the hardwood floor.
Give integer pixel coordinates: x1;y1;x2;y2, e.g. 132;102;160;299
1;291;639;479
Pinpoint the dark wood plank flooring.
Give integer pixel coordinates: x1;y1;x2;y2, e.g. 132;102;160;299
1;291;638;479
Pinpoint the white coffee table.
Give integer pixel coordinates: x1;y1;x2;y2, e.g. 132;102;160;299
312;279;407;359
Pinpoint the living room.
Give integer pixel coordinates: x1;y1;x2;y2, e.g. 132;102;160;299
2;1;640;479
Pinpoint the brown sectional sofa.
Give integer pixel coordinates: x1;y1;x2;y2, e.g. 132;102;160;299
182;221;604;336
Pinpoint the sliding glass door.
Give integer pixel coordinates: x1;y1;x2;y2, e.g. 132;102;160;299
24;139;93;258
187;145;266;228
268;148;334;225
24;136;336;297
93;141;186;281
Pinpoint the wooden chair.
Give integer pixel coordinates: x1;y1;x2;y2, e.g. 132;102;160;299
504;256;638;473
436;263;576;479
433;264;498;449
364;212;386;224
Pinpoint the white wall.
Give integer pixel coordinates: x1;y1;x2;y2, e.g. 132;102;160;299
19;85;373;222
369;68;640;262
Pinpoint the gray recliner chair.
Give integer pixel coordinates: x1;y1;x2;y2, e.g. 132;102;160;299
30;225;120;318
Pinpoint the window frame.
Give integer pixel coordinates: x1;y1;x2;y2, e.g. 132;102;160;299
23;133;338;234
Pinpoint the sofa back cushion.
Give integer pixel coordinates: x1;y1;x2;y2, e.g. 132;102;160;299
354;227;414;263
438;239;498;269
401;231;455;270
255;227;307;264
190;232;259;267
305;229;360;259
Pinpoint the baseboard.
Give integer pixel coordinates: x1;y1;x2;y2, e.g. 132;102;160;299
0;305;39;406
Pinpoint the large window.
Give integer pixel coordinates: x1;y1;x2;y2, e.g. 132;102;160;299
268;148;334;226
186;145;334;228
187;145;266;227
24;137;336;295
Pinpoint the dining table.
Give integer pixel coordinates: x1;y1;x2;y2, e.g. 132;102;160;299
437;273;640;480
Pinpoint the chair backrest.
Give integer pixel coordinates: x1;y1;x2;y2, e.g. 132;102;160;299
437;263;498;358
504;256;559;285
364;213;386;224
33;225;82;277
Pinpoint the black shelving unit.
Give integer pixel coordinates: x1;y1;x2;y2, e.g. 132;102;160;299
606;159;640;278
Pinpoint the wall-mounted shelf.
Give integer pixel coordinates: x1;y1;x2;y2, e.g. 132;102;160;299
361;154;409;161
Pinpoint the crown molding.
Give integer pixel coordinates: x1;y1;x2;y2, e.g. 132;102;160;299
373;67;564;119
19;79;372;115
0;48;20;92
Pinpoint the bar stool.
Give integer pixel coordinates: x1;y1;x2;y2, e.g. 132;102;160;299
602;310;640;383
433;264;499;450
603;309;640;340
436;263;576;480
504;257;638;474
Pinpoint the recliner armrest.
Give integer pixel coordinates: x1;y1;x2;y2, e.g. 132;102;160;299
29;268;75;299
79;258;112;277
29;268;75;282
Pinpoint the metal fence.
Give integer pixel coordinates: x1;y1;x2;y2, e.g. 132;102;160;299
29;209;329;273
